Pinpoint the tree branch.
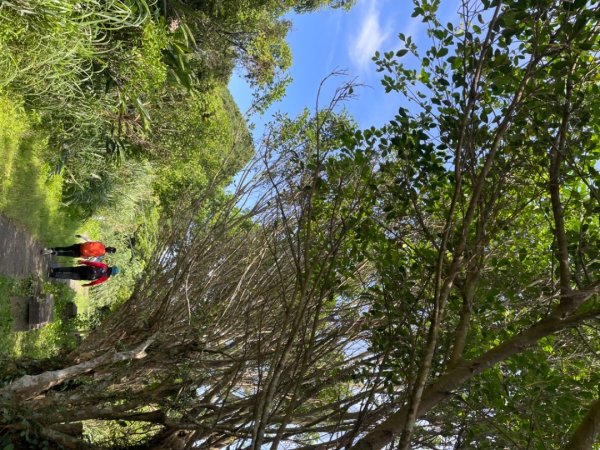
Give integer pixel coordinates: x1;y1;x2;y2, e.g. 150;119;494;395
0;334;157;401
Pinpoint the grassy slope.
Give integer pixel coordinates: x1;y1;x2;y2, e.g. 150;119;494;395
0;95;80;245
0;95;89;358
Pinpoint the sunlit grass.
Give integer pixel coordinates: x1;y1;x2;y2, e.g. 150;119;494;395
0;95;28;203
0;94;88;360
0;92;156;360
0;277;21;356
0;94;82;246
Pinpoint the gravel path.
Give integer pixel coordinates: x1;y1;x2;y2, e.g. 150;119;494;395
0;214;49;279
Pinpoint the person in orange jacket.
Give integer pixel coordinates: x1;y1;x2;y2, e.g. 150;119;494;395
44;234;116;258
49;260;120;287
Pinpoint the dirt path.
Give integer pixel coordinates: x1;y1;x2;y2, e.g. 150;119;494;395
0;214;49;279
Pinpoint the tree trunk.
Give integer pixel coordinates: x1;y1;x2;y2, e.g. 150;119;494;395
564;397;600;450
0;334;156;401
350;307;599;450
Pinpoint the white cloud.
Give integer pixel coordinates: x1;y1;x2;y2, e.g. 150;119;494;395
325;12;343;71
348;0;392;72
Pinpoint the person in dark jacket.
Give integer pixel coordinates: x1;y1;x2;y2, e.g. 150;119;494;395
49;260;120;287
44;234;116;258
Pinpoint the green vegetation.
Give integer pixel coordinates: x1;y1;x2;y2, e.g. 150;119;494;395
0;2;354;443
1;0;597;449
0;2;258;304
0;0;260;366
0;276;81;360
0;96;78;245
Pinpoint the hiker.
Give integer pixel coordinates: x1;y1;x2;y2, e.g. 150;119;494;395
49;260;119;287
43;234;116;258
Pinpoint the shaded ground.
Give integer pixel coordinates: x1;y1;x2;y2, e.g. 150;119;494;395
0;213;49;279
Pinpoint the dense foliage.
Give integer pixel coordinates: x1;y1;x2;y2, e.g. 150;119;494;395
0;0;599;449
0;0;342;310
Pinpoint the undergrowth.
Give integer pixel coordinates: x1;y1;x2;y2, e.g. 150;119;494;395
0;277;80;360
0;0;253;364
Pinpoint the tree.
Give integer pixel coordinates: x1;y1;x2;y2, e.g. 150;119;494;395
346;0;600;447
1;0;599;449
162;0;354;112
0;77;377;449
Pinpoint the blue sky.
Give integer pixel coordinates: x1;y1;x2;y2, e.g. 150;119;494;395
229;0;459;134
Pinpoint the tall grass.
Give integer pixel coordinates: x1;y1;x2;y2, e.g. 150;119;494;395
0;0;168;190
0;0;154;113
0;0;169;243
79;159;159;308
